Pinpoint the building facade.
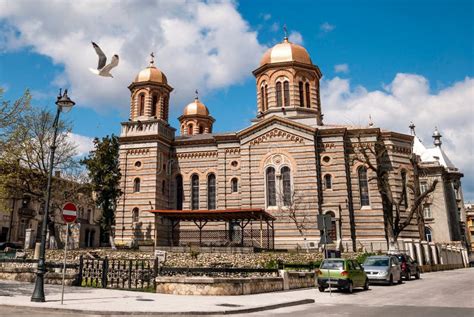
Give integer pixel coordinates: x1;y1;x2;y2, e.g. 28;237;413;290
115;37;466;250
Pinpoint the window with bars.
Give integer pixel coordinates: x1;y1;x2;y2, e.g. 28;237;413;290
283;81;290;107
425;226;432;242
299;81;304;107
305;82;311;108
207;174;216;210
281;166;292;206
191;174;199;210
358;167;370;206
276;82;282;107
420;182;428;194
139;94;145;116
151;95;158;117
266;167;276;206
324;174;332;189
231;178;238;193
133;178;141;193
176;175;183;210
132;208;139;222
401;170;408;208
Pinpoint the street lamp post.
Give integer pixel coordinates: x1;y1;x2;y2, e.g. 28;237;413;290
31;89;75;302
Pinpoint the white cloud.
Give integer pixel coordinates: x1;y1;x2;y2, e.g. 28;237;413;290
288;31;303;45
270;22;280;32
320;22;335;33
262;13;271;21
0;1;266;111
334;63;349;74
321;74;474;199
67;132;94;157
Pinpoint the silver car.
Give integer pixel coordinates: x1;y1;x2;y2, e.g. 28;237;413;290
363;255;402;285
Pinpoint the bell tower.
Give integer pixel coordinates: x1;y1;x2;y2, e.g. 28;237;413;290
116;54;175;248
252;35;323;126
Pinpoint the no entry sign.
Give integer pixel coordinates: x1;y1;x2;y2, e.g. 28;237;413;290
62;202;77;223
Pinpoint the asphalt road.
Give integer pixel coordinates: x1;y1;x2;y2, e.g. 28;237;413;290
234;268;474;317
0;268;472;317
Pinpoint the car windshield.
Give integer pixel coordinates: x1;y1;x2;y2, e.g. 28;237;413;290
321;260;344;270
364;258;389;266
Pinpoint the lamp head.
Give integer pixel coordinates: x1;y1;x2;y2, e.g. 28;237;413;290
56;89;75;112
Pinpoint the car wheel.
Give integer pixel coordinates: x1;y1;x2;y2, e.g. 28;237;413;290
318;286;326;292
405;270;411;281
388;274;393;286
364;279;369;290
415;270;421;280
347;281;354;294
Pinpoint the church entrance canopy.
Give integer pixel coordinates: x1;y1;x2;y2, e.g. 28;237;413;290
148;208;275;250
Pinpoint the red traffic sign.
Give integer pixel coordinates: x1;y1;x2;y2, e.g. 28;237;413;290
62;202;78;223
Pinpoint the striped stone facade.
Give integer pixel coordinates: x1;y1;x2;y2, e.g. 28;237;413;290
115;41;422;250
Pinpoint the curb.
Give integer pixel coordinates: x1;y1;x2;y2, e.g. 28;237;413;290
0;299;315;315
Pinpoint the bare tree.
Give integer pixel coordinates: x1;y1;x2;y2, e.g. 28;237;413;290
353;135;437;252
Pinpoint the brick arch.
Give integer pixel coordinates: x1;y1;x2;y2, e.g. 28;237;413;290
258;149;298;175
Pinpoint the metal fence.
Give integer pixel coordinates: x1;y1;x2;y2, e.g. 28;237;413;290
78;256;158;290
173;228;274;249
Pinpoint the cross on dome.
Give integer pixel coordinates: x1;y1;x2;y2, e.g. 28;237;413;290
149;52;155;66
283;24;288;41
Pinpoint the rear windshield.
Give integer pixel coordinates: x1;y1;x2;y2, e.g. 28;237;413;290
364;258;389;266
321;260;344;270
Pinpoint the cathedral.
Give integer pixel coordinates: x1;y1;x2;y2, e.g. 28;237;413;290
115;35;467;251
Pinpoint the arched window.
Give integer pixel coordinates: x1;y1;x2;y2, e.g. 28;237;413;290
266;167;276;206
298;81;304;107
163;96;169;121
264;85;268;111
231;178;238;193
191;174;199;210
325;211;337;241
139;94;145;116
401;170;408;208
260;86;265;112
133;178;140;193
207;173;216;210
281;166;292;206
276;82;282;107
188;124;193;135
151;95;158;117
424;226;432;242
132;207;139;223
283;81;290;107
324;174;332;190
358;167;370;206
176;175;183;210
199;125;204;134
305;82;311;108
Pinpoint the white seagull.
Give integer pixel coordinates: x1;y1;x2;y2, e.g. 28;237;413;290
89;42;119;78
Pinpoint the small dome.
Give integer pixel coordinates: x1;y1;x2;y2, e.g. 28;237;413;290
183;98;209;116
133;64;167;84
260;38;312;66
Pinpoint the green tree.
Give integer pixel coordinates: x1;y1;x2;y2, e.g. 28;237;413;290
81;135;122;249
0;105;80;247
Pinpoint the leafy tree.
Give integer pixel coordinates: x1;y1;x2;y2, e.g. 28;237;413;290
0;88;30;152
81;135;122;249
0;105;80;246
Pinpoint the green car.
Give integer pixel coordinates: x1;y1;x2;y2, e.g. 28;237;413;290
317;258;369;293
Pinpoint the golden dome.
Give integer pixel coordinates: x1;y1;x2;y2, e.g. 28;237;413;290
133;64;167;84
183;98;209;116
260;38;312;66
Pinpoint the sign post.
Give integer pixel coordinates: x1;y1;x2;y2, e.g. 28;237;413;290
61;202;77;305
318;214;332;296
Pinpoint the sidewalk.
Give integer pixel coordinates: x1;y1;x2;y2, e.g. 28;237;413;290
0;280;315;315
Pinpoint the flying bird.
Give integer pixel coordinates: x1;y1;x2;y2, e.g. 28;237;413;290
89;42;119;78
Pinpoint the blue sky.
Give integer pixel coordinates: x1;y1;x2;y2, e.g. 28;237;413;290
0;0;473;198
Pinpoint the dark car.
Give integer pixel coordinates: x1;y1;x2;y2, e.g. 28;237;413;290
393;253;420;280
0;242;22;251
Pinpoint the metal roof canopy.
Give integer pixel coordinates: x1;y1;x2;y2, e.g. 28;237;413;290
148;208;275;222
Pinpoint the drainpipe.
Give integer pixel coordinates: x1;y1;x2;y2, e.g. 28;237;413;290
314;130;324;234
343;129;357;252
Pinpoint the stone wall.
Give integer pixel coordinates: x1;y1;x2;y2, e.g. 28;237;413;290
287;271;316;289
155;276;284;295
0;266;77;285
